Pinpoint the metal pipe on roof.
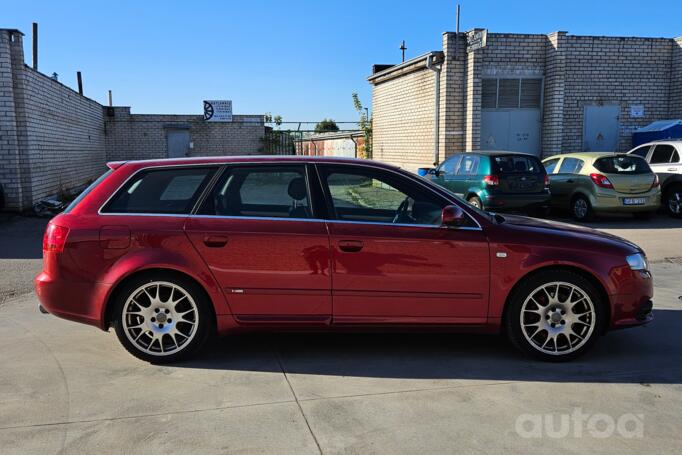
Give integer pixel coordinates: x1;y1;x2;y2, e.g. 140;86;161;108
426;54;442;166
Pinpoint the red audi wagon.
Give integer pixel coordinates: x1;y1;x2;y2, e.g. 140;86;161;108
35;156;653;363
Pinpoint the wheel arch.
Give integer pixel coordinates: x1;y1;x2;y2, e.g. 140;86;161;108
500;265;611;335
103;268;217;331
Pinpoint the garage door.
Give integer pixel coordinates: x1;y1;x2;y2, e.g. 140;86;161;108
480;78;542;156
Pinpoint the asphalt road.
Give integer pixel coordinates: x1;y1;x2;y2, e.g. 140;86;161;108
0;214;681;454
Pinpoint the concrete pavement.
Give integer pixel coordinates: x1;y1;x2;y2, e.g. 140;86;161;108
0;215;681;453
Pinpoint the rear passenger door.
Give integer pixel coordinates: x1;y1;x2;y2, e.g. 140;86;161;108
184;164;332;323
649;144;680;188
551;158;585;208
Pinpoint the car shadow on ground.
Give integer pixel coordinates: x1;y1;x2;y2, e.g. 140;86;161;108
547;211;680;230
174;309;682;385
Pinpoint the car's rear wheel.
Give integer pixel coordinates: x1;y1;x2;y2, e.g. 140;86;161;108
505;270;603;362
664;186;682;218
467;195;483;210
570;195;593;221
113;273;212;363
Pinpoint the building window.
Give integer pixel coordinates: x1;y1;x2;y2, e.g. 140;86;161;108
481;78;542;109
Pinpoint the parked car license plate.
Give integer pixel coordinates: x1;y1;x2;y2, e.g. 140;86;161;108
623;197;646;205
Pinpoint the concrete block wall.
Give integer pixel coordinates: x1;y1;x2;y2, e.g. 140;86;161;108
542;32;567;156
371;65;439;172
104;107;265;161
671;38;682;118
561;35;673;152
0;30;105;210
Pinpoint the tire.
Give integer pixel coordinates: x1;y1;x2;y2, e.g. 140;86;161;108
570;195;593;221
504;269;604;362
467;195;483;210
664;186;682;218
113;272;213;363
633;211;655;220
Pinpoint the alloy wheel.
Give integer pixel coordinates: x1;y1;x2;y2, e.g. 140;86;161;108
520;281;596;356
573;199;588;219
669;191;681;215
122;281;199;356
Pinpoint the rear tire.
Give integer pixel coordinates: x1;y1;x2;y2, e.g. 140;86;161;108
505;270;604;362
664;186;682;218
570;195;593;221
467;195;483;210
113;272;213;363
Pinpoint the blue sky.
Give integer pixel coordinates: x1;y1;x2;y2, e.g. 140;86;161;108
5;0;681;123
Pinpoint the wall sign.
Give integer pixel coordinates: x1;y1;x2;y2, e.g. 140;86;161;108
630;105;644;118
204;100;233;122
467;29;488;52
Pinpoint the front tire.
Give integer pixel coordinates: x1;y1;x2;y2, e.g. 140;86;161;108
113;273;212;363
505;270;603;362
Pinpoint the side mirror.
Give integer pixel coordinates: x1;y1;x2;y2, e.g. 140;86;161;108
417;167;435;177
441;205;466;227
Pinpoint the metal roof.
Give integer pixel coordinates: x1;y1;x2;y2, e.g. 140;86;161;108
635;119;682;133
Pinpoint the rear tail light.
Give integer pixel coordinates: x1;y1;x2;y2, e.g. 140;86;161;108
544;174;550;188
651;174;660;189
589;173;614;189
483;175;499;186
43;224;70;253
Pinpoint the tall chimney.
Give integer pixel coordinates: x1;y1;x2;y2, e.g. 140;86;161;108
32;22;38;70
77;71;83;95
108;90;113;107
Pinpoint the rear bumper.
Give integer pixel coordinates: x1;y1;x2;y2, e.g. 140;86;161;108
34;272;111;330
592;190;661;213
484;192;551;210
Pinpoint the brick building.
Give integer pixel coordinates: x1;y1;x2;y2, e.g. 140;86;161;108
0;28;265;211
369;30;682;171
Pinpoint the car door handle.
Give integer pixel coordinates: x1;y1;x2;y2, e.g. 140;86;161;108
203;235;228;248
338;240;364;252
668;168;677;172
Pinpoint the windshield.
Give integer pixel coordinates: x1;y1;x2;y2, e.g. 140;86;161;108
492;155;543;174
593;155;651;175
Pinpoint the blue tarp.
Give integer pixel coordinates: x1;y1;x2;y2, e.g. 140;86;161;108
632;119;682;146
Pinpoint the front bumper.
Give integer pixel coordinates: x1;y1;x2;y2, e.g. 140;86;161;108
609;268;654;329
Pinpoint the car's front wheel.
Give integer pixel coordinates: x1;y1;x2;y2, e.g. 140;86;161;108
505;270;603;362
113;273;212;363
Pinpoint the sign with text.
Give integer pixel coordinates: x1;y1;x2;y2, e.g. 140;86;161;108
467;29;487;52
203;100;232;122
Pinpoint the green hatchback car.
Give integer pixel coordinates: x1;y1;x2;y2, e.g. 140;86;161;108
542;152;661;221
425;151;551;214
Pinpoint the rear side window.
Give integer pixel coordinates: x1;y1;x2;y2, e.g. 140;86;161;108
593;156;651;175
557;158;584;174
650;145;676;164
102;167;217;214
543;158;560;174
198;165;311;219
64;169;112;213
493;155;543;174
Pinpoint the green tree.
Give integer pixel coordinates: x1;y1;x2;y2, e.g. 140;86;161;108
352;93;372;159
314;118;339;133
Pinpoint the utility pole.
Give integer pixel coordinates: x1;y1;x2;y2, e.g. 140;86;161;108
400;40;407;62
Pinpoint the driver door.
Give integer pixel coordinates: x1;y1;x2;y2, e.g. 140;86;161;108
317;164;490;324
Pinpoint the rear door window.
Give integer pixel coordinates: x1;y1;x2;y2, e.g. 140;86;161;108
557;158;584;174
102;167;217;214
457;155;480;175
493;155;543;174
198;165;311;219
650;145;676;164
593;156;651;175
